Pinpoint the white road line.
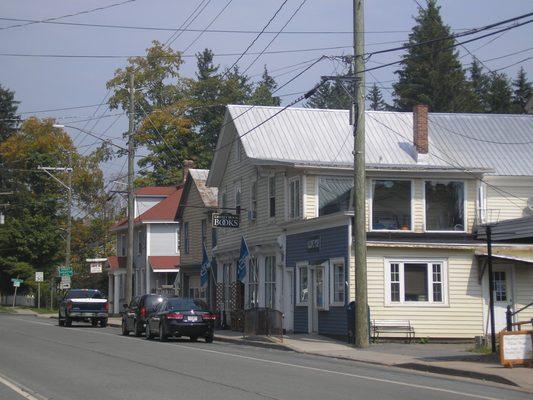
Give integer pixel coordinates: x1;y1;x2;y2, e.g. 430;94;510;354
0;372;45;400
4;316;509;400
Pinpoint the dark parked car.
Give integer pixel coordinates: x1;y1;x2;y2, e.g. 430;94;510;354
145;297;215;343
59;289;108;327
121;294;164;336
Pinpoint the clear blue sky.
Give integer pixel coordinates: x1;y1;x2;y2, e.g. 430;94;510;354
1;0;532;181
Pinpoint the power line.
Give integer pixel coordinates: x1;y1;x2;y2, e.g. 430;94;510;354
164;0;212;47
18;103;105;115
0;0;137;31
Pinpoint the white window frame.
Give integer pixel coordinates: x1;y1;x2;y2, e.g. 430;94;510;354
265;255;276;309
329;257;345;306
295;262;309;306
175;226;180;254
423;180;467;233
315;262;329;311
384;258;449;307
369;179;415;232
249;179;257;221
268;174;276;219
247;257;259;309
288;176;301;220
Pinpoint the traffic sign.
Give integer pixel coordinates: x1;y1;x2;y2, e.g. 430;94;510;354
35;271;44;282
59;282;71;290
58;267;73;277
11;278;23;286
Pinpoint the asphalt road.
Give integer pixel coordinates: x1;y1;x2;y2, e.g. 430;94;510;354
0;315;531;400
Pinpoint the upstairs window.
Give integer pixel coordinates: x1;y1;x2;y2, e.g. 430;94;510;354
137;231;142;255
221;192;227;211
235;184;241;216
372;180;412;231
425;181;465;231
183;222;189;254
201;219;207;244
319;176;352;216
250;181;257;221
289;177;301;219
175;227;179;253
268;176;276;218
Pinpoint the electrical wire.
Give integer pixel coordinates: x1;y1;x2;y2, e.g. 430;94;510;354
164;0;212;47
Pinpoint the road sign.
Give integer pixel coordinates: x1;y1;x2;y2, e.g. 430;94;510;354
90;262;103;274
59;282;71;290
11;278;23;287
212;213;240;228
59;275;71;290
35;271;44;282
58;267;73;277
13;280;21;287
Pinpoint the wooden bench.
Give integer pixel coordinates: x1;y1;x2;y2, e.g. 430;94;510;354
371;320;415;343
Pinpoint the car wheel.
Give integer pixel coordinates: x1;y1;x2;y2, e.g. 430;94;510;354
159;323;167;342
91;318;98;327
65;317;72;327
190;336;198;342
121;319;129;336
134;321;143;337
58;312;64;326
100;319;108;328
145;324;153;340
205;335;214;343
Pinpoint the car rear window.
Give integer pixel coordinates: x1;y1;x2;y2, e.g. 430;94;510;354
166;298;207;311
144;295;164;309
66;290;102;299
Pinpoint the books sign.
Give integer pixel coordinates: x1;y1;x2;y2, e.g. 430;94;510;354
212;213;240;228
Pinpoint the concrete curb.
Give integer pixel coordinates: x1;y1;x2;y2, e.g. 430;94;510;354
36;313;523;389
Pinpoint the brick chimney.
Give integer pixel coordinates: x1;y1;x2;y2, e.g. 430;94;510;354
413;104;429;155
183;160;194;183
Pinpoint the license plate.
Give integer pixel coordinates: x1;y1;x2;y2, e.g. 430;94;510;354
187;316;198;322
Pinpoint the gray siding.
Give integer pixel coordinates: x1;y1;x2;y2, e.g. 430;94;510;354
318;307;347;337
294;306;308;333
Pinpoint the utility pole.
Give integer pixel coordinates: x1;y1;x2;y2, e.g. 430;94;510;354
126;72;135;304
486;225;497;352
66;153;72;270
353;0;369;348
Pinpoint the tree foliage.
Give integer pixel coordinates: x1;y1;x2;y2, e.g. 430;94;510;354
0;84;20;142
393;0;474;112
366;84;388;111
512;67;532;112
306;80;352;110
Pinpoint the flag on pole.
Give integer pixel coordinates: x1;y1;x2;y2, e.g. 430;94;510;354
200;243;209;287
237;236;249;282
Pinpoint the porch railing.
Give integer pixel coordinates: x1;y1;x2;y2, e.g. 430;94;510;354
506;302;533;331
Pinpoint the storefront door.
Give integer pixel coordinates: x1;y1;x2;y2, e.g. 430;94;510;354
308;266;324;334
484;265;514;333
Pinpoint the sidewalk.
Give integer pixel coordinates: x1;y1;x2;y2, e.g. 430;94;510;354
14;309;531;392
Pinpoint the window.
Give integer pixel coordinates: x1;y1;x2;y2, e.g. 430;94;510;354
386;260;447;305
175;227;179;253
425;181;465;231
137;230;143;255
297;265;308;304
289;178;301;219
331;260;345;304
211;227;217;248
183;222;189;254
247;257;259;308
316;267;325;309
319;177;352;216
221;192;227;210
188;276;206;300
265;256;276;309
372;180;412;230
235;185;241;216
201;219;207;244
493;271;507;302
268;176;276;218
250;181;257;221
235;138;241;162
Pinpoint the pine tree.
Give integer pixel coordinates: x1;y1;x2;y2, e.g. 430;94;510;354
393;0;473;112
306;80;352;110
484;72;513;113
468;58;489;112
511;67;532;113
251;66;281;106
366;84;388;111
0;84;20;142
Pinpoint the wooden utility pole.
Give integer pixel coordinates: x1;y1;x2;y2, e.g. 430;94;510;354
66;153;72;270
353;0;369;348
126;72;135;304
486;225;497;352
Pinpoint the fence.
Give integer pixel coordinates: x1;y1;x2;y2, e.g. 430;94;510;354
0;295;35;307
243;308;283;341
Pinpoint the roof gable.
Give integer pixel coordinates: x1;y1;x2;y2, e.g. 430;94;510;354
177;169;218;218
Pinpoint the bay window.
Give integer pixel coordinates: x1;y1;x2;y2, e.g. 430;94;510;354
425;181;465;231
386;260;447;305
372;180;412;230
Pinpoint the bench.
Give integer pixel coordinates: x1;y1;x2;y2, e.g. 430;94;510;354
371;320;415;343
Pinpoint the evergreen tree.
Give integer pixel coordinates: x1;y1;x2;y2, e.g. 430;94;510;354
0;84;20;142
484;72;514;113
306;80;352;110
468;58;489;112
511;67;532;113
366;84;388;110
393;0;474;112
251;66;281;106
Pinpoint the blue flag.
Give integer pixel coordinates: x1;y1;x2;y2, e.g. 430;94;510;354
237;236;249;282
200;243;209;288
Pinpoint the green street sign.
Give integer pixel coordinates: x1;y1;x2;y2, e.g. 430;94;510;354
59;267;73;277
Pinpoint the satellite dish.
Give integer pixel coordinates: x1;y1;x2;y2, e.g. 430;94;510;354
527;196;533;212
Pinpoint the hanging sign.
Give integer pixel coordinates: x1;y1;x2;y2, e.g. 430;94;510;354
212;213;240;228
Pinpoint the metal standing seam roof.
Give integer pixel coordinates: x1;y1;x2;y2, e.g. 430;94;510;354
189;169;218;208
218;105;533;178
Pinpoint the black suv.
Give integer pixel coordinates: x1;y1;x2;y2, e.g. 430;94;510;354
121;294;164;336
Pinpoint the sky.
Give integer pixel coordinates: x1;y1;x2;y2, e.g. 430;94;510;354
1;0;532;185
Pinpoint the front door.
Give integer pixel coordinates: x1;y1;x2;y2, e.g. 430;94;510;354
283;269;294;332
308;266;324;334
493;267;513;332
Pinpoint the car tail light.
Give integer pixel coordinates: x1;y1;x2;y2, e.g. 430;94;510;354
202;313;216;320
104;302;109;312
66;302;73;311
140;307;146;318
166;313;184;320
